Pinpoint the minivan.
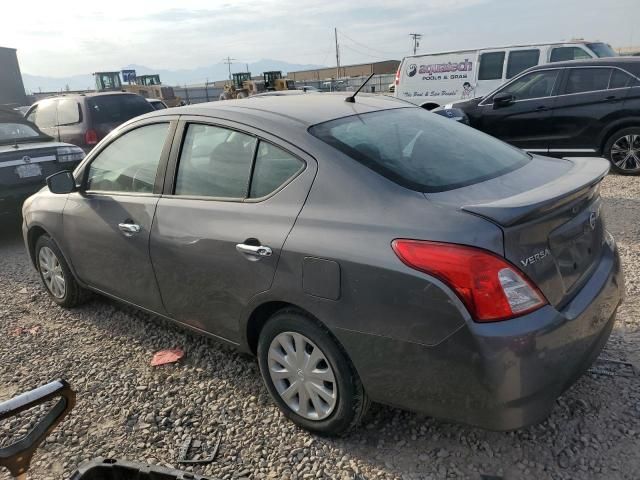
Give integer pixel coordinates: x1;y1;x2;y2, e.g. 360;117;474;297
26;92;154;153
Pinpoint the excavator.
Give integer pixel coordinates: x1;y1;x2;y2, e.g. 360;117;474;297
93;72;182;107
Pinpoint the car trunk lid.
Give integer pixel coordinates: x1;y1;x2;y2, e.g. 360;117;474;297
428;156;609;307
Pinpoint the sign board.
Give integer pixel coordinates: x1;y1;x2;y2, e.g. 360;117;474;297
121;69;137;83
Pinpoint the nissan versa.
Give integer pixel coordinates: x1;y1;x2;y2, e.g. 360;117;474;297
22;94;623;435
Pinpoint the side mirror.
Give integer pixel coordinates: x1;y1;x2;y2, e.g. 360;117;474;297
493;92;515;108
46;171;76;194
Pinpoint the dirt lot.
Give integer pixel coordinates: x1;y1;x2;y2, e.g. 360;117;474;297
1;174;639;480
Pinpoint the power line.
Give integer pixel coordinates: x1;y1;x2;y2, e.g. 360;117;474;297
338;30;405;57
339;43;389;61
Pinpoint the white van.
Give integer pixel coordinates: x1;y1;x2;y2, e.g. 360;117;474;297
394;41;616;109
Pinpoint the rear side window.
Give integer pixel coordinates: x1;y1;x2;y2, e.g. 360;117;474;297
175;124;257;198
88;95;154;124
609;69;638;89
30;100;57;129
564;68;612;94
309;108;530;192
86;123;169;193
56;99;81;125
550;47;591;62
249;142;304;198
498;70;559;100
506;50;540;79
478;52;505;80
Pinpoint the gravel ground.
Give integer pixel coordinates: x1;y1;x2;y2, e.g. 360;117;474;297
1;174;639;480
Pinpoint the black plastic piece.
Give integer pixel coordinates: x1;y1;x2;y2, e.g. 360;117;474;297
345;73;375;103
0;379;76;477
71;459;217;480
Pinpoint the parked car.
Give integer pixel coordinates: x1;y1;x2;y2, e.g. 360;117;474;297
0;109;84;216
147;98;168;110
25;92;154;153
434;57;640;174
395;40;616;110
22;94;623;435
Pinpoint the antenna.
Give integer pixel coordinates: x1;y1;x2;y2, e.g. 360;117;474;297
345;73;375;103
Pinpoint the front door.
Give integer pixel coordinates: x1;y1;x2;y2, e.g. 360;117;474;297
150;120;316;342
476;68;561;151
63;121;174;312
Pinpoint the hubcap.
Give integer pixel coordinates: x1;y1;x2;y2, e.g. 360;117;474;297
38;246;66;299
611;134;640;171
267;332;337;421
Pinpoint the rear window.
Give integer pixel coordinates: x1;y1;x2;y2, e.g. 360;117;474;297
478;52;505;80
506;50;540;79
0;122;41;142
88;95;154;124
309;108;530;192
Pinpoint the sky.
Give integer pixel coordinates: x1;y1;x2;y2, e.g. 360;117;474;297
1;0;638;78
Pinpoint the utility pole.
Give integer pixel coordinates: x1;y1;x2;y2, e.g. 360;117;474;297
334;27;340;80
409;33;422;55
222;56;236;80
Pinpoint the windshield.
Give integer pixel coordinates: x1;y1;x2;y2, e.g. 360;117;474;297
587;43;617;58
309;108;531;192
0;122;42;143
88;95;154;124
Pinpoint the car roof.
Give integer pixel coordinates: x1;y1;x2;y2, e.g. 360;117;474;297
35;91;143;103
146;93;413;127
527;56;640;75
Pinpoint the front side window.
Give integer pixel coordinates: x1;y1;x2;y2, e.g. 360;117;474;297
250;142;304;198
309;108;530;192
478;52;506;80
550;47;592;62
175;124;257;198
497;70;559;100
56;99;81;126
86;123;169;193
506;50;540;79
587;43;616;58
564;68;612;94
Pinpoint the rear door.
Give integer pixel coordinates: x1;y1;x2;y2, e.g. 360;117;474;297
55;98;84;147
548;67;616;155
150;118;317;342
475;68;561;151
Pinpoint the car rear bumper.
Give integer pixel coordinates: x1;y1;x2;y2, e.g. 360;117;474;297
0;185;43;215
335;234;623;430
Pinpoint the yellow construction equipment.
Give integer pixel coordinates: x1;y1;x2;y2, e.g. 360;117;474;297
263;71;295;91
219;72;265;100
93;72;182;107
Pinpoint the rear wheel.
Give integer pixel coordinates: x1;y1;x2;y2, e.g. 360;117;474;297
604;127;640;175
257;309;369;436
35;235;90;307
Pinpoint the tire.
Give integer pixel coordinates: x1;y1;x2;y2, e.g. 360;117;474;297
257;309;370;436
35;235;90;308
604;127;640;175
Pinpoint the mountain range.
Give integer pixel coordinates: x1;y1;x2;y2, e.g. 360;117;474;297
22;59;325;93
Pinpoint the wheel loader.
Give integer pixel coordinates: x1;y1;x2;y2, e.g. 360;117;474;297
219;72;265;100
93;72;182;107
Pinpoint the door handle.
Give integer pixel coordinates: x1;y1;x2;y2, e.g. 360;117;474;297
605;95;618;101
118;222;141;237
535;105;547;111
236;243;272;258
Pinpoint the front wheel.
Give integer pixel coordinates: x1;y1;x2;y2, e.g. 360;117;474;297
604;127;640;175
257;309;370;436
35;235;90;307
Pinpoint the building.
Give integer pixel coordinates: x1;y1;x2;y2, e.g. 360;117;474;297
616;45;640;56
288;60;400;82
0;47;27;107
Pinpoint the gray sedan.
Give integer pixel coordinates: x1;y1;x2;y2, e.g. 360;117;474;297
22;94;623;435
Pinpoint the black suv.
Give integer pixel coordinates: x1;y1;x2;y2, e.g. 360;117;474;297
25;92;154;153
435;57;640;174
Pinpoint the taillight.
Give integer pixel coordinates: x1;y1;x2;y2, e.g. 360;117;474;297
85;129;98;145
391;240;547;322
395;67;400;85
